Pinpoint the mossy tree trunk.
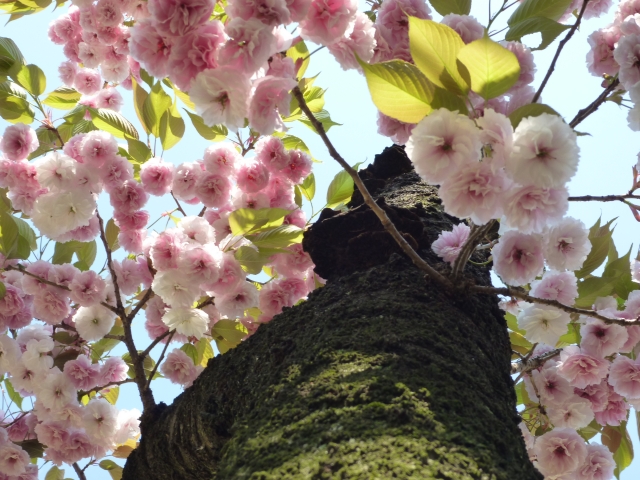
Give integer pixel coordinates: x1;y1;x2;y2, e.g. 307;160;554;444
123;147;542;480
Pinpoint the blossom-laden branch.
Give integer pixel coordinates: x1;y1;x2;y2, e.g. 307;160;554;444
568;193;640;202
532;0;591;103
96;212;156;414
145;330;175;391
569;77;621;128
291;86;454;290
4;264;119;316
471;285;640;326
511;348;562;375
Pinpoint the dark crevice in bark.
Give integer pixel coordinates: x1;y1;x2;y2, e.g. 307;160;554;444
123;146;541;480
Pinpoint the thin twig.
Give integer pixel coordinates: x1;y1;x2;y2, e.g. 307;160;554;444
171;192;187;216
140;329;173;360
568;193;639;202
452;220;496;278
532;0;591;103
472;285;640;326
72;463;87;480
127;288;154;323
198;206;207;217
512;348;562;380
55;322;123;341
145;330;175;391
97;212;125;318
291;86;453;289
569;77;620;128
79;378;135;397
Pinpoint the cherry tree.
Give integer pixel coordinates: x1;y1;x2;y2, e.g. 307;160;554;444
0;0;639;479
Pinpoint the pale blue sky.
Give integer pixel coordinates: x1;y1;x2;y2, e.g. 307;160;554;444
2;1;640;478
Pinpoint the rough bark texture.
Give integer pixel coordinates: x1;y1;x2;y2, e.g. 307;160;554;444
123;146;541;480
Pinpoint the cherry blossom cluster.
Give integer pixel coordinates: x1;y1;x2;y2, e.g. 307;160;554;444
585;0;640;130
0;119;321;475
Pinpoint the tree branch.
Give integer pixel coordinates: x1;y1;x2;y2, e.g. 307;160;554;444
291;86;453;289
145;330;175;391
171;192;187;216
471;285;640;326
569;77;620;128
568;193;639;202
451;220;496;278
511;348;562;375
79;378;135;397
73;462;87;480
140;329;173;360
97;212;125;318
127;288;154;324
532;0;591;103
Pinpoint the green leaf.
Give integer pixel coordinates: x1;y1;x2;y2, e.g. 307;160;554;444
13;215;36;259
281;135;310;154
212;319;248;344
195;338;214;367
509;330;532;349
99;460;123;480
0;93;34;124
101;386;119;405
602;422;634;478
143;82;172;137
326;170;354;208
132;78;150;135
575;218;616;278
106;218;120;252
14;63;45;96
43;86;81;110
506;16;571;51
16;439;44;459
286;40;310;78
28;126;62;160
430;86;469;113
508;103;561;128
45;465;65;480
575;276;618;308
89;108;139;140
228;208;291;235
294;184;303;207
184;110;228;141
505;312;525;335
408;17;468;95
5;378;22;410
358;59;435;124
579;420;602;442
508;0;573;25
0;210;19;259
247;225;304;249
298;109;341;133
75;240;97;271
300;173;315;201
126;137;152;164
603;248;639;300
159;101;184;150
171;83;195;110
0;281;5;300
0;37;24;76
428;0;471;15
180;344;199;365
235;245;273;274
456;36;521;99
557;322;580;347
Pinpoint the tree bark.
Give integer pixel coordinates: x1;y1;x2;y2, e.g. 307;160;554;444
123;146;541;480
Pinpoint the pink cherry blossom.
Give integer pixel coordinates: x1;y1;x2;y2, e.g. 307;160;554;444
406;108;482;184
80;131;118;167
109;179;149;213
575;380;610;412
587;26;621;77
328;12;376;70
492;230;544;286
0;442;30;476
218;18;277;75
501;41;536;88
0;124;38;162
507;113;579;188
534;428;588;477
254;136;288;172
249;76;297;135
63;354;101;391
140;157;174;196
441;14;484;44
431;223;470;265
504;185;568;234
216;282;259;318
195;172;233;208
518;304;571;346
203;144;242;176
547;397;595;430
299;0;358;46
101;155;134;191
594;387;629;426
557;346;610;388
129;21;173;78
190;67;251;132
227;0;290;26
148;0;213;37
375;0;430;53
167;21;225;90
580;319;629;358
609;355;640;398
573;443;615;480
150;230;186;271
544;217;592;271
74;68;102;95
99;356;129;385
161;349;198;386
530;271;578;306
439;161;508;225
376;112;415;145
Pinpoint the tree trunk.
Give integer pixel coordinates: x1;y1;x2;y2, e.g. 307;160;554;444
123;146;542;480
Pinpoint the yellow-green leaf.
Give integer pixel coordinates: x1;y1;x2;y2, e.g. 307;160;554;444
428;0;471;15
228;208;291;235
508;0;573;25
326;169;354;208
184;110;228;141
508;103;561;128
89;108;139;140
287;40;310;78
247;225;304;249
43;86;81;110
457;36;520;99
101;386;119;405
408;17;468;95
132;78;150;135
506;16;571;51
14;63;45;96
143;82;172;137
300;173;315;201
159;101;184;150
358;59;434;124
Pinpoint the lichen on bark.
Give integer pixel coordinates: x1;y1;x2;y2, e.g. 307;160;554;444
123;146;541;480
